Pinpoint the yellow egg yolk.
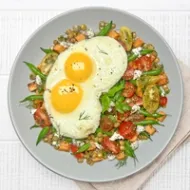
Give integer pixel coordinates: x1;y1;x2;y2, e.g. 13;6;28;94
51;79;83;113
64;52;93;82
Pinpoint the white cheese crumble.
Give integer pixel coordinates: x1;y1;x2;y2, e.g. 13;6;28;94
131;105;140;114
132;47;142;56
60;41;73;48
35;75;42;85
72;139;84;147
131;141;139;150
109;132;124;141
110;101;115;107
159;86;166;97
95;142;103;150
52;141;57;146
108;108;112;112
30;109;37;115
108;154;116;161
86;28;95;38
133;70;142;80
54;133;59;137
136;125;145;134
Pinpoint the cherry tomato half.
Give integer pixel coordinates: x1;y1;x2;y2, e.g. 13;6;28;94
102;137;120;154
160;97;168;107
123;67;134;80
122;82;135;98
118;121;136;140
70;144;84;159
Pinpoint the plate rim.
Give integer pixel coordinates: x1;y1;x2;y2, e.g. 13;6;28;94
7;6;184;182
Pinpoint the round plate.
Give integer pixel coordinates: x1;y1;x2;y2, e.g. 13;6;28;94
8;7;183;182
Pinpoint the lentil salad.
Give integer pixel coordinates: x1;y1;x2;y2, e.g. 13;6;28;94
21;21;170;167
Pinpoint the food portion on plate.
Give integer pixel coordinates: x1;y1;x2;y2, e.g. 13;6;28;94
21;21;170;167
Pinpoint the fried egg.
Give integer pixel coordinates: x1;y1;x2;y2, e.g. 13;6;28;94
44;36;128;139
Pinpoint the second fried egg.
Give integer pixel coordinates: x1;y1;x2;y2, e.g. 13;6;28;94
44;36;128;139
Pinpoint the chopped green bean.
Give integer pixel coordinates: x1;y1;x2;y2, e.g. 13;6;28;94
40;47;54;54
142;65;163;76
139;109;164;118
97;21;113;36
140;49;153;55
139;131;152;141
129;79;137;86
20;95;43;103
24;62;47;81
128;54;138;62
36;127;49;146
76;143;90;153
134;120;164;126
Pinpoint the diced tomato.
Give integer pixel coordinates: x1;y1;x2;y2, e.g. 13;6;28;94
70;144;84;159
130;56;153;71
100;116;114;132
102;137;120;154
117;111;130;121
160;97;168;107
123;67;134;80
122;82;135;98
33;108;51;127
131;95;143;106
118;121;136;140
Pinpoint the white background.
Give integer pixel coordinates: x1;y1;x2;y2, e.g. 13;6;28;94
0;1;190;190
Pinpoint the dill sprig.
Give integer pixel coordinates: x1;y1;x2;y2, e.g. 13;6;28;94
79;111;90;120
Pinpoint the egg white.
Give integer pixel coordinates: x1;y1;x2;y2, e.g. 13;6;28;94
44;36;128;139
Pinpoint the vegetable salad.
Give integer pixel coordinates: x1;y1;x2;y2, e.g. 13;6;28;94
21;21;170;167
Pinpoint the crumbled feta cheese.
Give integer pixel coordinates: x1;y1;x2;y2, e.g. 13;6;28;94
35;75;42;85
60;41;73;48
133;70;142;80
131;105;140;114
30;109;37;115
54;133;59;137
132;47;142;56
109;132;124;141
86;28;94;38
110;101;115;107
159;86;166;97
131;141;139;150
108;108;112;112
75;141;84;147
146;54;150;57
95;142;103;150
52;141;57;146
136;125;145;134
108;154;116;160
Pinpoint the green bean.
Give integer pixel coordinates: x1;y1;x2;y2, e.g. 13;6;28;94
142;65;163;76
24;62;47;81
36;127;49;146
30;124;39;130
107;80;125;97
138;131;152;141
40;47;54;54
20;95;43;103
140;49;153;55
95;128;113;137
76;143;90;153
134;120;164;126
139;109;164;118
129;79;137;86
128;54;138;62
97;21;113;36
64;137;72;143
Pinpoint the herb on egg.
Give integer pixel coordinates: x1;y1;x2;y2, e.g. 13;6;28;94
79;111;90;120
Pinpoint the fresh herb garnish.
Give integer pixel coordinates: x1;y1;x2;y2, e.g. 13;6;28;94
79;111;90;120
97;46;108;55
115;158;127;169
